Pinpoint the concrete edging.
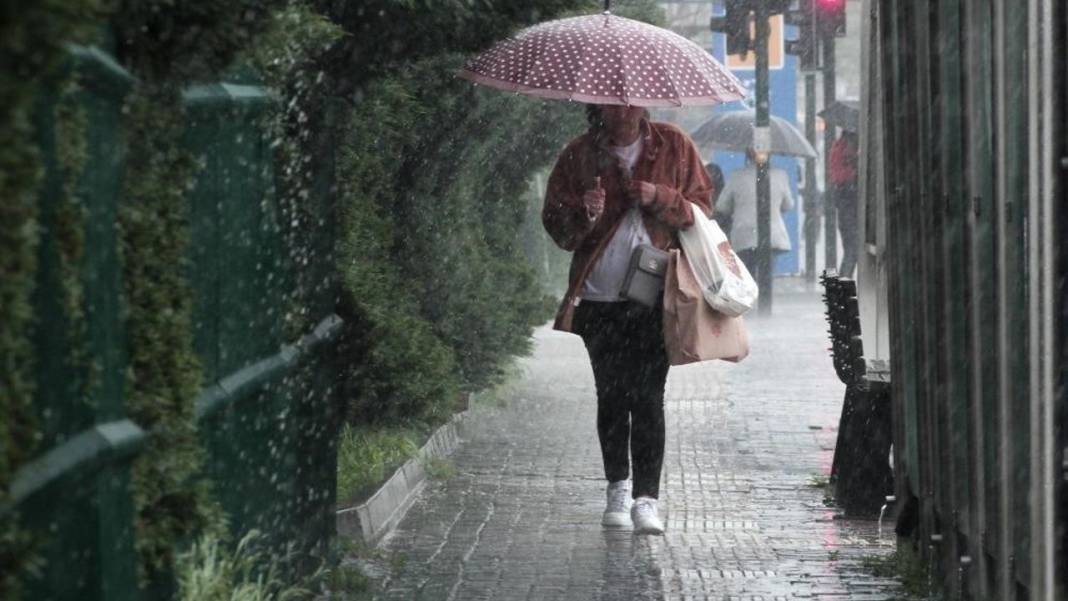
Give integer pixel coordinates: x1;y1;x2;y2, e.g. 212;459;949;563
336;409;468;545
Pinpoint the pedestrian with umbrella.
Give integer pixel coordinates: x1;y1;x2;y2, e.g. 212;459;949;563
819;100;860;133
829;130;859;276
460;3;746;535
819;101;860;277
714;148;796;277
690;110;816;283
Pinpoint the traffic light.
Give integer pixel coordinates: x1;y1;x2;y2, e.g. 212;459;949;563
710;1;793;58
709;0;752;57
815;0;846;36
784;0;819;70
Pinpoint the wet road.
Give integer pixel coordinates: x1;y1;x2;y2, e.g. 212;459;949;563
363;290;901;600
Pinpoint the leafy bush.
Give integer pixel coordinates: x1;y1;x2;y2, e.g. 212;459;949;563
336;53;586;425
112;0;284;83
331;1;665;429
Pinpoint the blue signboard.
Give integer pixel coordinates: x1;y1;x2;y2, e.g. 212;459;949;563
709;15;802;275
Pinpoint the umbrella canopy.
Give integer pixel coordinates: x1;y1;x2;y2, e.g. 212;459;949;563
818;100;860;132
459;13;747;107
691;110;818;158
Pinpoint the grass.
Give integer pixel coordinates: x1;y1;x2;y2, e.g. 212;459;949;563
336;425;421;502
860;545;935;600
175;530;380;601
175;531;312;601
422;456;456;480
807;473;831;488
336;359;524;504
334;535;407;594
337;360;522;504
807;472;837;507
310;563;373;600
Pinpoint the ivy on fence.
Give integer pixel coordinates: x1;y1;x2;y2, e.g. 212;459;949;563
119;86;224;579
0;2;107;596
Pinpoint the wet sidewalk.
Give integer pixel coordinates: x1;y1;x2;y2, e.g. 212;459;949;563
364;291;900;600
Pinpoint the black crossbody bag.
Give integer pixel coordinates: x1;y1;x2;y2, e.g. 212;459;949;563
619;244;670;308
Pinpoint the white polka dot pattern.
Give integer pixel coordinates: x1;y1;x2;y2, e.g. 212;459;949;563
459;13;748;107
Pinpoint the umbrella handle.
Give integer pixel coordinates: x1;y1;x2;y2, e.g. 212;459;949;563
594;176;602;191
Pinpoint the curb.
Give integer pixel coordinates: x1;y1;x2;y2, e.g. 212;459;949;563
336;409;468;546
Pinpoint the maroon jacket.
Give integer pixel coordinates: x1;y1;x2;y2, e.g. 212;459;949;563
829;136;858;185
542;119;714;332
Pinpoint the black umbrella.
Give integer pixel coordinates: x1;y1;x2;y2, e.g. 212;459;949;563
690;110;817;158
818;100;859;132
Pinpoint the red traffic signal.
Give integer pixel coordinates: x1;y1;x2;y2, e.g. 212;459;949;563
815;0;846;36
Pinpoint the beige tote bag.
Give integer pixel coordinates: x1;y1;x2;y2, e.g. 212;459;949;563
662;249;750;366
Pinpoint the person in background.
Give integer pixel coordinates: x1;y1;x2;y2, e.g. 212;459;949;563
542;104;712;535
704;161;729;233
715;148;795;278
830;129;859;277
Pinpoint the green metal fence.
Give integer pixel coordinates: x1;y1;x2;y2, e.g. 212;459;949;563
860;1;1065;599
6;45;344;600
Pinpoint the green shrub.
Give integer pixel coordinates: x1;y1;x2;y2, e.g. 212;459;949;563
112;0;284;83
332;1;664;428
244;3;346;340
335;53;585;426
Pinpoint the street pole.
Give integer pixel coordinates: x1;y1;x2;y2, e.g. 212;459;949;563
804;72;819;285
821;26;837;272
754;0;772;316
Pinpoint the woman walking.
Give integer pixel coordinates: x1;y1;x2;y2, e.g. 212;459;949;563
542;105;713;534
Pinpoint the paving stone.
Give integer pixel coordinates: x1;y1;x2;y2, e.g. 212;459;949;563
361;292;902;600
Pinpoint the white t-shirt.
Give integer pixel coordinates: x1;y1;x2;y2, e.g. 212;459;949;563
581;138;652;302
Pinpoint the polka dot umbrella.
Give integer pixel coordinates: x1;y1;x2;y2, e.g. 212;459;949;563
459;10;747;107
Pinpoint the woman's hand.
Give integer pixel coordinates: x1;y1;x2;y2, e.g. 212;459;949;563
628;180;657;207
583;177;606;222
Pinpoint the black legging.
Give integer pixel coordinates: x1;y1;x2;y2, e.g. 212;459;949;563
835;182;859;278
574;300;670;499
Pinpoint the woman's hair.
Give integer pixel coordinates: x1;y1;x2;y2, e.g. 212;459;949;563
585;104;652;133
586;104;605;130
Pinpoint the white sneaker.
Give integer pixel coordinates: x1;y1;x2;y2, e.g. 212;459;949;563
602;481;632;528
631;496;664;535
